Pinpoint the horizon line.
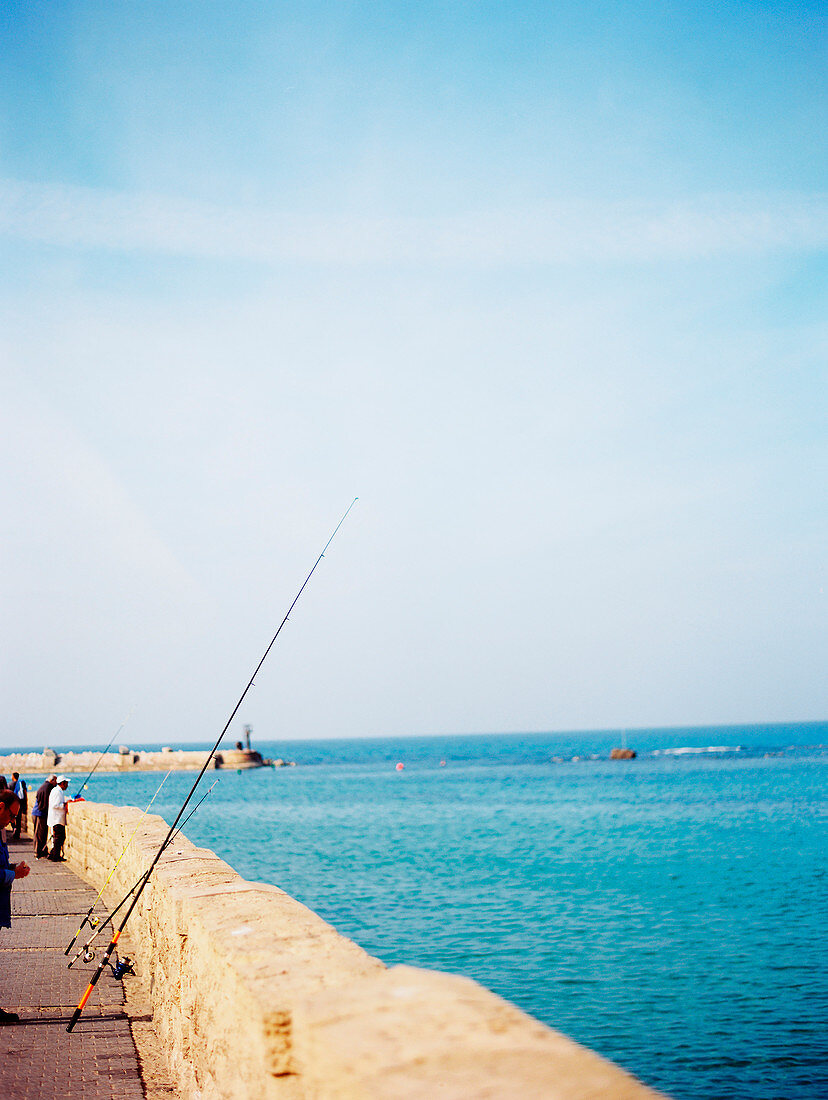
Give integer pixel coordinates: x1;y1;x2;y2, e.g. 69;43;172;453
2;716;825;753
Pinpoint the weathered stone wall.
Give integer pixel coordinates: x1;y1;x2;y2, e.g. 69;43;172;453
64;802;665;1100
0;746;274;773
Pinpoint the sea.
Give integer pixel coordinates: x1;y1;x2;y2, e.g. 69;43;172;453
12;722;827;1099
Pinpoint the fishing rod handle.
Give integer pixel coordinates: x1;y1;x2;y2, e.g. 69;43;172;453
64;917;89;956
67;930;121;1032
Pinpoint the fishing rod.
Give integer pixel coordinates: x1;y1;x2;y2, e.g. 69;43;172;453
67;873;150;969
71;707;136;800
67;498;358;1031
67;779;219;969
64;771;172;957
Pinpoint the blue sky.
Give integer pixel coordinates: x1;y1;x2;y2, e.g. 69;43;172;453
1;1;825;744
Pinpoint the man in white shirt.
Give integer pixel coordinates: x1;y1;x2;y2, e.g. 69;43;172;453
47;775;71;862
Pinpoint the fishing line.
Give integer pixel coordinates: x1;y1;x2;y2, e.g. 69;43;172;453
71;707;136;800
67;780;218;969
64;770;172;957
66;497;357;1031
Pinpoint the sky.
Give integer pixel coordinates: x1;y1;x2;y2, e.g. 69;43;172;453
1;1;826;747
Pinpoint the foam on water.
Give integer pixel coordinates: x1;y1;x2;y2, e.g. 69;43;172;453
653;745;743;755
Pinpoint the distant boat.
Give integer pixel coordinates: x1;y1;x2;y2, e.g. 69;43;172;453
611;729;636;760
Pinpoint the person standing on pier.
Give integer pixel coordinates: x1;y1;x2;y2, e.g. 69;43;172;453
11;773;27;840
0;789;30;1023
32;774;56;858
47;776;71;862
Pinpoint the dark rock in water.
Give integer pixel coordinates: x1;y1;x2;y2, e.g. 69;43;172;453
610;747;636;760
215;749;264;769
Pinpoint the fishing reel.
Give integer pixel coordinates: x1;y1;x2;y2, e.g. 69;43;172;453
88;915;100;928
82;947;96;963
111;955;134;980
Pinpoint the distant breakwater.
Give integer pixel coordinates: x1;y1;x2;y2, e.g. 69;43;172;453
0;746;289;775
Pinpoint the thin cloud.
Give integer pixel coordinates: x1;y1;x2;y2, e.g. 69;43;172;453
1;178;826;266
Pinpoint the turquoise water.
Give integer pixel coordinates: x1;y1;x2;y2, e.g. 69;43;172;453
21;723;828;1098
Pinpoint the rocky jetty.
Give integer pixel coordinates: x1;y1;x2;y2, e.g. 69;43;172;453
0;745;289;775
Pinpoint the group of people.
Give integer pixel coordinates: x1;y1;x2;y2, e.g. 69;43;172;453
0;787;31;1024
0;772;72;860
30;774;72;861
0;772;75;1024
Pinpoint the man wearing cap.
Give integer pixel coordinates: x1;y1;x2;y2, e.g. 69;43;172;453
47;776;71;862
32;774;56;858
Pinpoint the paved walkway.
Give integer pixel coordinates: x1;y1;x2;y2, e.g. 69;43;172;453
0;835;148;1100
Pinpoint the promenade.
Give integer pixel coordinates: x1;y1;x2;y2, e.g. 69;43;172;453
0;835;171;1100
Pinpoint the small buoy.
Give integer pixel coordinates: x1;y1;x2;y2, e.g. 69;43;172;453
395;762;404;771
439;760;446;767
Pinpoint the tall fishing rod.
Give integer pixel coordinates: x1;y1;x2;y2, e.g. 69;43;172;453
67;780;219;969
71;707;136;800
64;771;172;957
67;498;358;1031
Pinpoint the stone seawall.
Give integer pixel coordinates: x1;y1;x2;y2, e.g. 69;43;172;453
1;746;275;773
63;802;664;1100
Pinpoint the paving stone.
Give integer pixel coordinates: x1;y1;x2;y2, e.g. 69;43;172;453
0;836;147;1099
